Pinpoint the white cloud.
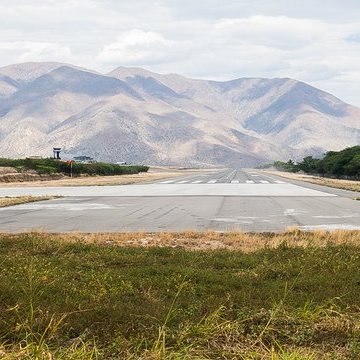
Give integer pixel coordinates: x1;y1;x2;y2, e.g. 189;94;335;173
98;30;176;64
0;41;73;63
214;16;326;50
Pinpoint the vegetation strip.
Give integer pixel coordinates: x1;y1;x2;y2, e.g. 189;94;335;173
0;196;57;208
264;145;360;181
0;157;149;177
0;231;359;359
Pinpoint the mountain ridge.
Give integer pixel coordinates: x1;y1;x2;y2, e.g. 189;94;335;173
0;62;358;167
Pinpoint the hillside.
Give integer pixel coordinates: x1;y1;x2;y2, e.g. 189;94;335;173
0;62;359;167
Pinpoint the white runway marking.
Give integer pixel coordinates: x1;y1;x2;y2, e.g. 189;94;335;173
260;180;270;184
212;217;254;224
246;180;255;184
159;180;176;184
300;224;360;231
192;180;203;184
313;214;360;219
231;180;239;184
177;180;189;184
284;208;306;216
207;180;217;184
275;180;286;184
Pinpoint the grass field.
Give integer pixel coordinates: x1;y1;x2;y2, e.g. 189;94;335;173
0;231;359;359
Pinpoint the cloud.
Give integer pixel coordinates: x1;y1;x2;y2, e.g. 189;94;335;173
98;30;178;65
0;1;360;105
347;33;360;43
214;16;326;50
0;41;73;63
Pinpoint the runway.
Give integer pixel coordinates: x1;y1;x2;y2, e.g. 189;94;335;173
0;169;359;232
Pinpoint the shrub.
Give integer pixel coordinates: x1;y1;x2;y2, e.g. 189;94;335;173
35;165;58;174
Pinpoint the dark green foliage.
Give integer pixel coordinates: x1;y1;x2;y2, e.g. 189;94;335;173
319;146;360;178
272;146;360;179
35;165;58;174
273;159;300;173
0;157;149;176
298;156;321;174
345;154;360;177
0;158;24;167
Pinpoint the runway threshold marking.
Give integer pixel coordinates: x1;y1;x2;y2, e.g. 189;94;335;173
159;180;176;184
207;180;217;184
231;180;239;184
260;180;270;184
246;180;255;184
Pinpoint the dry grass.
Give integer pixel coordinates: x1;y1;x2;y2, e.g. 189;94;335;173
0;171;186;187
0;167;18;175
0;196;56;208
263;170;360;192
5;229;359;252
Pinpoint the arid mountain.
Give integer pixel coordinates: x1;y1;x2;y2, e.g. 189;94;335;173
0;62;359;167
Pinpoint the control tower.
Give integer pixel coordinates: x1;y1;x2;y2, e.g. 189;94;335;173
53;147;61;160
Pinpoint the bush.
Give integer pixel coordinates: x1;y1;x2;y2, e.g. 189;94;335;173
0;158;24;167
35;165;58;174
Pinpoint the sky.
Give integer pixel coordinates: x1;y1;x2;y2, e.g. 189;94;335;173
0;0;360;106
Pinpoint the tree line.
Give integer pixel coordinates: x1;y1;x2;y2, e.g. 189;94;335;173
269;146;360;179
0;157;149;176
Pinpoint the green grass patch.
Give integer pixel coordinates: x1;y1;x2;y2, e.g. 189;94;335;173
0;234;359;359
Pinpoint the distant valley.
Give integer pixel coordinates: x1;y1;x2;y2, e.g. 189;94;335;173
0;62;359;167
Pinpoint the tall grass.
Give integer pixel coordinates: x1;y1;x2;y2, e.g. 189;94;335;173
1;256;98;359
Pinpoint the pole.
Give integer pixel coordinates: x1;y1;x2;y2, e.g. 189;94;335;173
70;162;73;178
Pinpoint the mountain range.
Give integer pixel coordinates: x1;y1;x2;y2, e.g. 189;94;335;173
0;61;359;167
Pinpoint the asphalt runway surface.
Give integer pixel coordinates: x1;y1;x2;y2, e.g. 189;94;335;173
0;169;359;232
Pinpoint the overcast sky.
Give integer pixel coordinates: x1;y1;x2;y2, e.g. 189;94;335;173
1;0;360;106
